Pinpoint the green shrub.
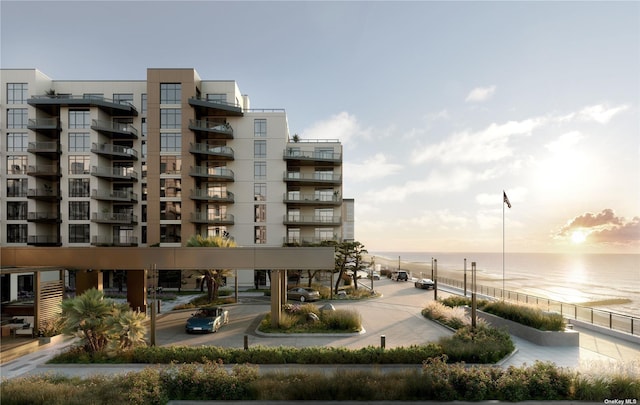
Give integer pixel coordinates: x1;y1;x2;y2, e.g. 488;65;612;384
322;309;361;332
438;324;514;364
482;301;565;331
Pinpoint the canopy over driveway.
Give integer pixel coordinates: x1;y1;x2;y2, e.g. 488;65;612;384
1;246;335;328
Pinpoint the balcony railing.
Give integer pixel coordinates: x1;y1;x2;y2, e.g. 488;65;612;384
190;212;235;224
190;189;234;202
283;149;342;162
188;96;243;116
91;235;138;246
91;189;137;201
29;94;138;116
27;235;61;246
91;143;139;159
27;165;61;177
27;211;61;222
283;215;342;225
189;166;234;181
283;172;341;184
91;166;138;181
283;237;340;246
189;143;234;159
27;141;61;156
188;120;234;138
27;188;61;200
91;212;138;224
27;118;61;133
91;119;138;138
284;193;341;205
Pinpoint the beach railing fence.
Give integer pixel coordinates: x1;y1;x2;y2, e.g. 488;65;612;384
437;275;637;336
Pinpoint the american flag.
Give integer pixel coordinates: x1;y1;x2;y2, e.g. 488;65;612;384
503;191;512;209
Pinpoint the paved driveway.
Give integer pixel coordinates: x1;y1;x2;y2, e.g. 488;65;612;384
154;277;453;349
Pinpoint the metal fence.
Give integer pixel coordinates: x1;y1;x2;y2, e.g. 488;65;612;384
437;275;638;336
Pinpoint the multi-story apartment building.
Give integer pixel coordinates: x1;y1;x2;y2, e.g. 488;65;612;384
0;68;349;296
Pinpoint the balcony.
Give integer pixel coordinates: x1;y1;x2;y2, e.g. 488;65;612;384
283;149;342;165
283;215;342;226
27;211;61;223
283;236;340;246
27;118;61;137
27;187;61;201
188;96;243;117
27;235;61;246
28;94;138;116
189;143;234;160
27;165;61;178
91;189;138;202
91;166;138;181
91;119;138;139
190;189;234;203
27;141;61;158
283;172;342;186
91;143;139;160
91;235;138;247
283;193;342;206
190;212;235;225
189;166;234;182
188;120;234;139
91;212;138;224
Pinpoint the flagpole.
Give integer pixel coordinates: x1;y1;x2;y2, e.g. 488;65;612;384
502;193;505;301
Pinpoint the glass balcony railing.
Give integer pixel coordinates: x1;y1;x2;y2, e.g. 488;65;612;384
91;143;139;159
189;143;234;159
189;166;234;181
91;119;138;137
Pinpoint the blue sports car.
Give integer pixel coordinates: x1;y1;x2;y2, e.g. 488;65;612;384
185;307;229;333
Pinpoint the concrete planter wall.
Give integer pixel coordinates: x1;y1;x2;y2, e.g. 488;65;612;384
474;309;579;346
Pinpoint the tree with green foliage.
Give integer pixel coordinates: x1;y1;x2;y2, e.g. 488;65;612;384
60;288;147;354
331;241;368;293
186;234;237;302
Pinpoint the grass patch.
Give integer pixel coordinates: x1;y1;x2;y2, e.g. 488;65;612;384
482;301;565;331
257;303;362;333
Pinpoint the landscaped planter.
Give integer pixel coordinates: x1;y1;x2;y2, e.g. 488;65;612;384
39;334;68;346
470;309;579;346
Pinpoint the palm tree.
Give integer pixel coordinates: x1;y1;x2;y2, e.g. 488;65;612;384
186;234;237;302
60;288;149;354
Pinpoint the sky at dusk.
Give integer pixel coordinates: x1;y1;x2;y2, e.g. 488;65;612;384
2;1;638;253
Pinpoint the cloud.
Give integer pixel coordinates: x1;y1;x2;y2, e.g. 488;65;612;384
557;103;630;124
476;188;527;206
545;131;584;153
411;118;544;165
465;85;496;102
556;209;640;245
301;111;370;145
344;153;402;182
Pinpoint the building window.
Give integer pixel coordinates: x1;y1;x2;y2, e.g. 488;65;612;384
315;228;334;241
7;224;27;243
69;224;90;243
254;226;266;244
69;110;90;128
141;94;147;114
69;201;89;220
287;209;300;221
160;201;181;220
160;133;181;152
7;108;27;128
160;83;181;104
287;228;300;244
160;156;182;174
254;161;266;179
7;83;28;104
254;183;266;201
254;204;266;222
315;208;334;222
160;224;181;243
160;108;181;129
113;93;133;104
69;133;90;152
254;140;266;158
206;93;226;102
141;118;147;136
7;133;28;151
142;226;147;244
7;179;27;197
7;156;27;174
69;155;90;174
69;178;90;197
160;178;181;197
7;201;27;220
254;119;266;137
315;169;334;181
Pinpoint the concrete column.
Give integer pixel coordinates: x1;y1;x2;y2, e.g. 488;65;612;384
280;270;287;306
75;269;103;296
270;270;282;328
127;269;147;313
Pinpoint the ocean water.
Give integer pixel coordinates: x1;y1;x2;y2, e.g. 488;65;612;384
371;251;640;318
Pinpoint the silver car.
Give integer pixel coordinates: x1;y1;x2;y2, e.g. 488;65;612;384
287;287;320;302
